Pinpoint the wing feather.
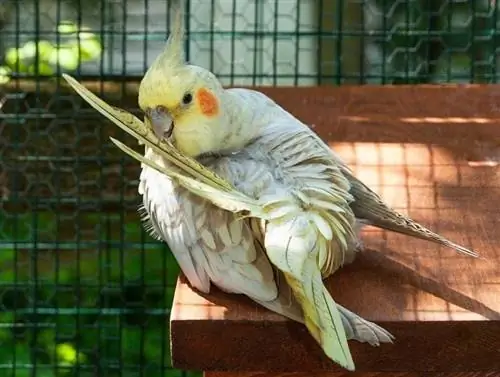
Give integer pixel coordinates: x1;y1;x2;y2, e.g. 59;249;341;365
139;147;278;302
303;125;479;258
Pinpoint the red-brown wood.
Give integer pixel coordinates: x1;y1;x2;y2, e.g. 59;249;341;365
168;85;500;373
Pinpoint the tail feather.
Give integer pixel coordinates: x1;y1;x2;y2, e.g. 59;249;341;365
344;170;478;258
283;268;355;371
337;305;394;346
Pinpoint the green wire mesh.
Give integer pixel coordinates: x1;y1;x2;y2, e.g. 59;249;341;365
0;0;498;376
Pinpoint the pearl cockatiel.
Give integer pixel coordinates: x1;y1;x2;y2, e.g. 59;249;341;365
62;1;478;370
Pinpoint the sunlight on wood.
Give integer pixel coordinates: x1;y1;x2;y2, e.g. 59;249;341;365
400;117;497;124
338;115;500;125
171;277;229;321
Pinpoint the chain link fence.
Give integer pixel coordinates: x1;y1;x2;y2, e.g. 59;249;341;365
0;0;497;376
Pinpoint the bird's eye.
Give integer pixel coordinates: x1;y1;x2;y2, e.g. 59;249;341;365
182;93;193;105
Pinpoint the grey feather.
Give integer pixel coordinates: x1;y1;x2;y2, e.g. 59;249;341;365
343;169;478;258
337;305;394;346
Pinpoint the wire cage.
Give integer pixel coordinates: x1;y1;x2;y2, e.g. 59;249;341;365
0;0;498;376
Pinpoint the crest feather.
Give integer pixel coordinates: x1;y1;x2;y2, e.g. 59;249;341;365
151;0;186;71
138;0;186;106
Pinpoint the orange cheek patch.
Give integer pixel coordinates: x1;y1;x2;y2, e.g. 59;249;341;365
196;88;219;117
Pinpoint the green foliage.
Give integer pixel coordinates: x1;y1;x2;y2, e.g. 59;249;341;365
1;21;102;84
0;65;11;84
0;210;195;376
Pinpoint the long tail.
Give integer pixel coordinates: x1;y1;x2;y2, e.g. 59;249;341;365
283;269;355;371
344;170;478;258
265;219;355;371
337;305;394;346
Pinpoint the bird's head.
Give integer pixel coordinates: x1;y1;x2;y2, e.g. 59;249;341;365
138;2;229;158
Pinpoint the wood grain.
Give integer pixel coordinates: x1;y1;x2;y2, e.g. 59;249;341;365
165;85;500;373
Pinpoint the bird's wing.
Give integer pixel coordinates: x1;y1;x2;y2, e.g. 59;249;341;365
62;73;302;318
242;118;360;277
337;305;394;346
138;147;284;304
241;121;356;370
300;119;478;258
205;146;394;348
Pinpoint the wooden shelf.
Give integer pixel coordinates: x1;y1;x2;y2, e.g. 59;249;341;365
163;85;500;373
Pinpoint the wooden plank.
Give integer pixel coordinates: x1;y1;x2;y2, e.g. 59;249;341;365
167;85;500;372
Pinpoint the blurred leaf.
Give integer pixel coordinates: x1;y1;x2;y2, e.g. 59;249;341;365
57;21;79;34
18;41;54;62
123;221;145;243
0;211;52;242
0;248;14;263
27;62;54;76
18;41;38;60
433;52;472;83
0;312;14;323
121;328;142;361
56;342;87;365
2;344;33;377
5;47;20;66
31;369;56;377
56;22;102;63
0;246;16;283
74;39;102;61
0;65;11;84
4;47;29;72
0;206;181;376
4;41;56;74
36;41;55;61
144;328;165;361
0;314;13;342
49;47;79;70
37;329;56;350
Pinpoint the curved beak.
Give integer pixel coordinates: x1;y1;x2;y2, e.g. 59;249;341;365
147;107;173;140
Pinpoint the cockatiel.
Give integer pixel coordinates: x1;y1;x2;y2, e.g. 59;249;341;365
62;0;478;370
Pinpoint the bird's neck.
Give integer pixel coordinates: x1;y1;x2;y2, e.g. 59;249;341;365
221;88;284;152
